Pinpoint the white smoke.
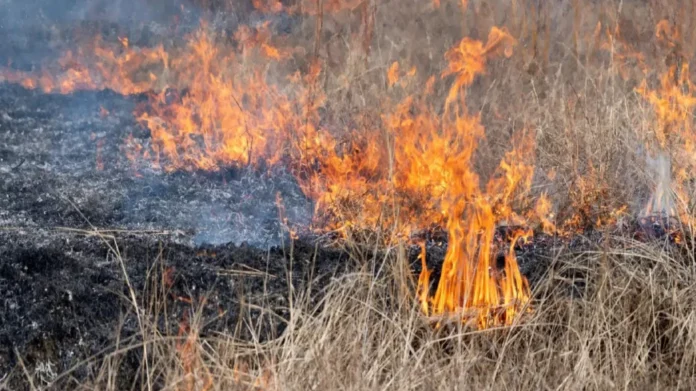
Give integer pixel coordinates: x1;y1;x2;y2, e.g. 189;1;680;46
642;151;674;217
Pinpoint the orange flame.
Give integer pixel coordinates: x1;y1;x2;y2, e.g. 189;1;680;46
0;20;536;329
409;28;533;327
635;20;696;222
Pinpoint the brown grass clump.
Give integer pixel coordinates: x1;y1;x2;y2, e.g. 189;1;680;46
33;235;696;390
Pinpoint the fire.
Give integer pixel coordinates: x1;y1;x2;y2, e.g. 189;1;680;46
599;21;648;81
176;312;213;391
0;13;538;327
405;28;534;327
133;26;308;171
4;1;696;342
289;26;535;327
419;128;535;327
0;36;170;95
252;0;364;14
635;20;696;224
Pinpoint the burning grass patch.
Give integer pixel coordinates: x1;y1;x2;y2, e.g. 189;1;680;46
2;0;696;389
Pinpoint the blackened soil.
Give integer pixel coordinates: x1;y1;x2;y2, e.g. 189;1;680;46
0;82;335;388
0;83;313;248
0;229;348;389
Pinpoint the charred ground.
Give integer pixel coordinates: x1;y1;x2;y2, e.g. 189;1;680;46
0;228;350;388
0;82;337;387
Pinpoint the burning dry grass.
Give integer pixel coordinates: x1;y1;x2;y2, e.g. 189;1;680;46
4;0;696;388
28;235;696;390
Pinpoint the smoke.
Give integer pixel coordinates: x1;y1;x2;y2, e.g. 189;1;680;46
642;151;674;217
0;0;177;70
0;0;182;28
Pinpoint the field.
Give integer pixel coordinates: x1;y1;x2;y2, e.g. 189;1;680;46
2;0;696;389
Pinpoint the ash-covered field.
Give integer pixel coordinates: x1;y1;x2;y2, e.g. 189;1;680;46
0;82;348;384
0;10;354;384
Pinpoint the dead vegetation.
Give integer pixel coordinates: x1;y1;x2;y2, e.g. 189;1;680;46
19;232;695;390
4;0;696;389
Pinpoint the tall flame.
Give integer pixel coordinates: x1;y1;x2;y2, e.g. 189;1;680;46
395;27;533;327
635;20;696;223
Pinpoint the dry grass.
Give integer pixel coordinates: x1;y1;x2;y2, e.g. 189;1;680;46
9;0;696;389
27;233;696;390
